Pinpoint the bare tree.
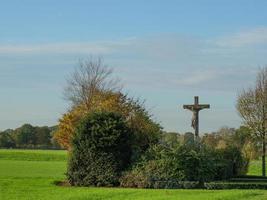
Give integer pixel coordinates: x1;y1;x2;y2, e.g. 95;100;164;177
64;57;121;109
237;67;267;176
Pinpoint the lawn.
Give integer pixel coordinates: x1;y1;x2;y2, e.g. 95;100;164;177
0;149;267;200
247;159;267;176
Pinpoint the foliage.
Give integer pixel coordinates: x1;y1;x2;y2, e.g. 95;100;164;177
53;105;85;149
120;141;248;189
202;129;244;178
15;124;36;147
54;92;162;155
183;132;195;147
205;182;267;190
176;144;218;182
55;57;162;154
0;131;15;148
0;124;60;149
236;67;267;176
160;132;181;148
120;144;184;188
67;111;132;186
202;126;259;166
215;146;249;179
35;127;51;146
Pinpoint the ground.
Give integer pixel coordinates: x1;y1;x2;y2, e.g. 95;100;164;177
0;149;267;200
247;160;265;176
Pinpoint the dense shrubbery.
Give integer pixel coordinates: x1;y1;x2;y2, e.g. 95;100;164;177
204;182;267;190
120;144;184;188
120;139;249;188
67;111;133;186
67;110;250;188
202;126;260;160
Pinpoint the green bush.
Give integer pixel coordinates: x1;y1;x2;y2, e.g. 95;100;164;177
120;142;249;189
204;182;267;190
176;144;218;183
212;146;249;180
67;111;132;186
120;144;184;188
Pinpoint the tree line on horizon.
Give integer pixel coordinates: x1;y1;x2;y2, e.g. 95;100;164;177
0;124;61;149
0;122;260;162
0;122;259;157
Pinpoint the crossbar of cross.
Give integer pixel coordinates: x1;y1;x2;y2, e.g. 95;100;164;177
183;96;210;138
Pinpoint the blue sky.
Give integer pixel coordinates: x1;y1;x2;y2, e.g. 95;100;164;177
1;0;267;133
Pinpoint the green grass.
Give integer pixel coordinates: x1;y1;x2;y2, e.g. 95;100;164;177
1;149;267;200
0;149;67;161
247;159;267;176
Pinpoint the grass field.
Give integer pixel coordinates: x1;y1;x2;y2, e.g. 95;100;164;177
1;149;267;200
247;159;267;176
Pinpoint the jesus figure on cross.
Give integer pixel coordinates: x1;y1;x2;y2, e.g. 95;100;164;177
183;96;210;138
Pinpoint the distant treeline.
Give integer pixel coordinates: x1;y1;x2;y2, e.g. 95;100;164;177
0;124;62;149
162;126;261;160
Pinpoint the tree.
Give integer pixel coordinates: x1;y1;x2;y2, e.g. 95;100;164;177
54;57;162;152
35;126;51;146
64;57;121;109
67;111;132;186
202;133;218;148
15;124;36;147
55;57;122;149
237;67;267;176
54;105;84;149
161;132;180;148
0;132;15;148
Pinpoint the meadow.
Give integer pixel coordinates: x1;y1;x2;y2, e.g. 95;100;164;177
1;149;267;200
247;160;266;176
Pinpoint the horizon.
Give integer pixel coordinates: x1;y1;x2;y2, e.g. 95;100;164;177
1;0;267;133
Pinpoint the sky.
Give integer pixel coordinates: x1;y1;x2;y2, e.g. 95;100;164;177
1;0;267;133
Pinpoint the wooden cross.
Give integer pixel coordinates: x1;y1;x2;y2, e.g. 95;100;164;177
183;96;210;138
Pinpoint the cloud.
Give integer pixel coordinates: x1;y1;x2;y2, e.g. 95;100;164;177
1;28;267;132
214;27;267;48
175;70;218;86
0;34;204;62
0;30;264;92
0;39;134;55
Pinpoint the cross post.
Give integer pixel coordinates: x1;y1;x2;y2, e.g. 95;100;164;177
183;96;210;138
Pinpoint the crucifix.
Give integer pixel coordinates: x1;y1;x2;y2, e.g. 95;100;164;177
183;96;210;138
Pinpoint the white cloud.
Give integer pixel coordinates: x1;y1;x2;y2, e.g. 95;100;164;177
175;70;218;86
0;43;107;54
0;30;264;92
1;29;266;132
0;39;134;55
214;27;267;48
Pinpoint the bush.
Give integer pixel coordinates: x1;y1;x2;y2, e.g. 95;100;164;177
204;182;267;190
176;144;218;183
120;142;249;189
213;146;249;180
120;144;184;188
67;111;132;186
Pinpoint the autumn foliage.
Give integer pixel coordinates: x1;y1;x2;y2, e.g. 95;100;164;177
54;58;161;151
54;91;161;150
